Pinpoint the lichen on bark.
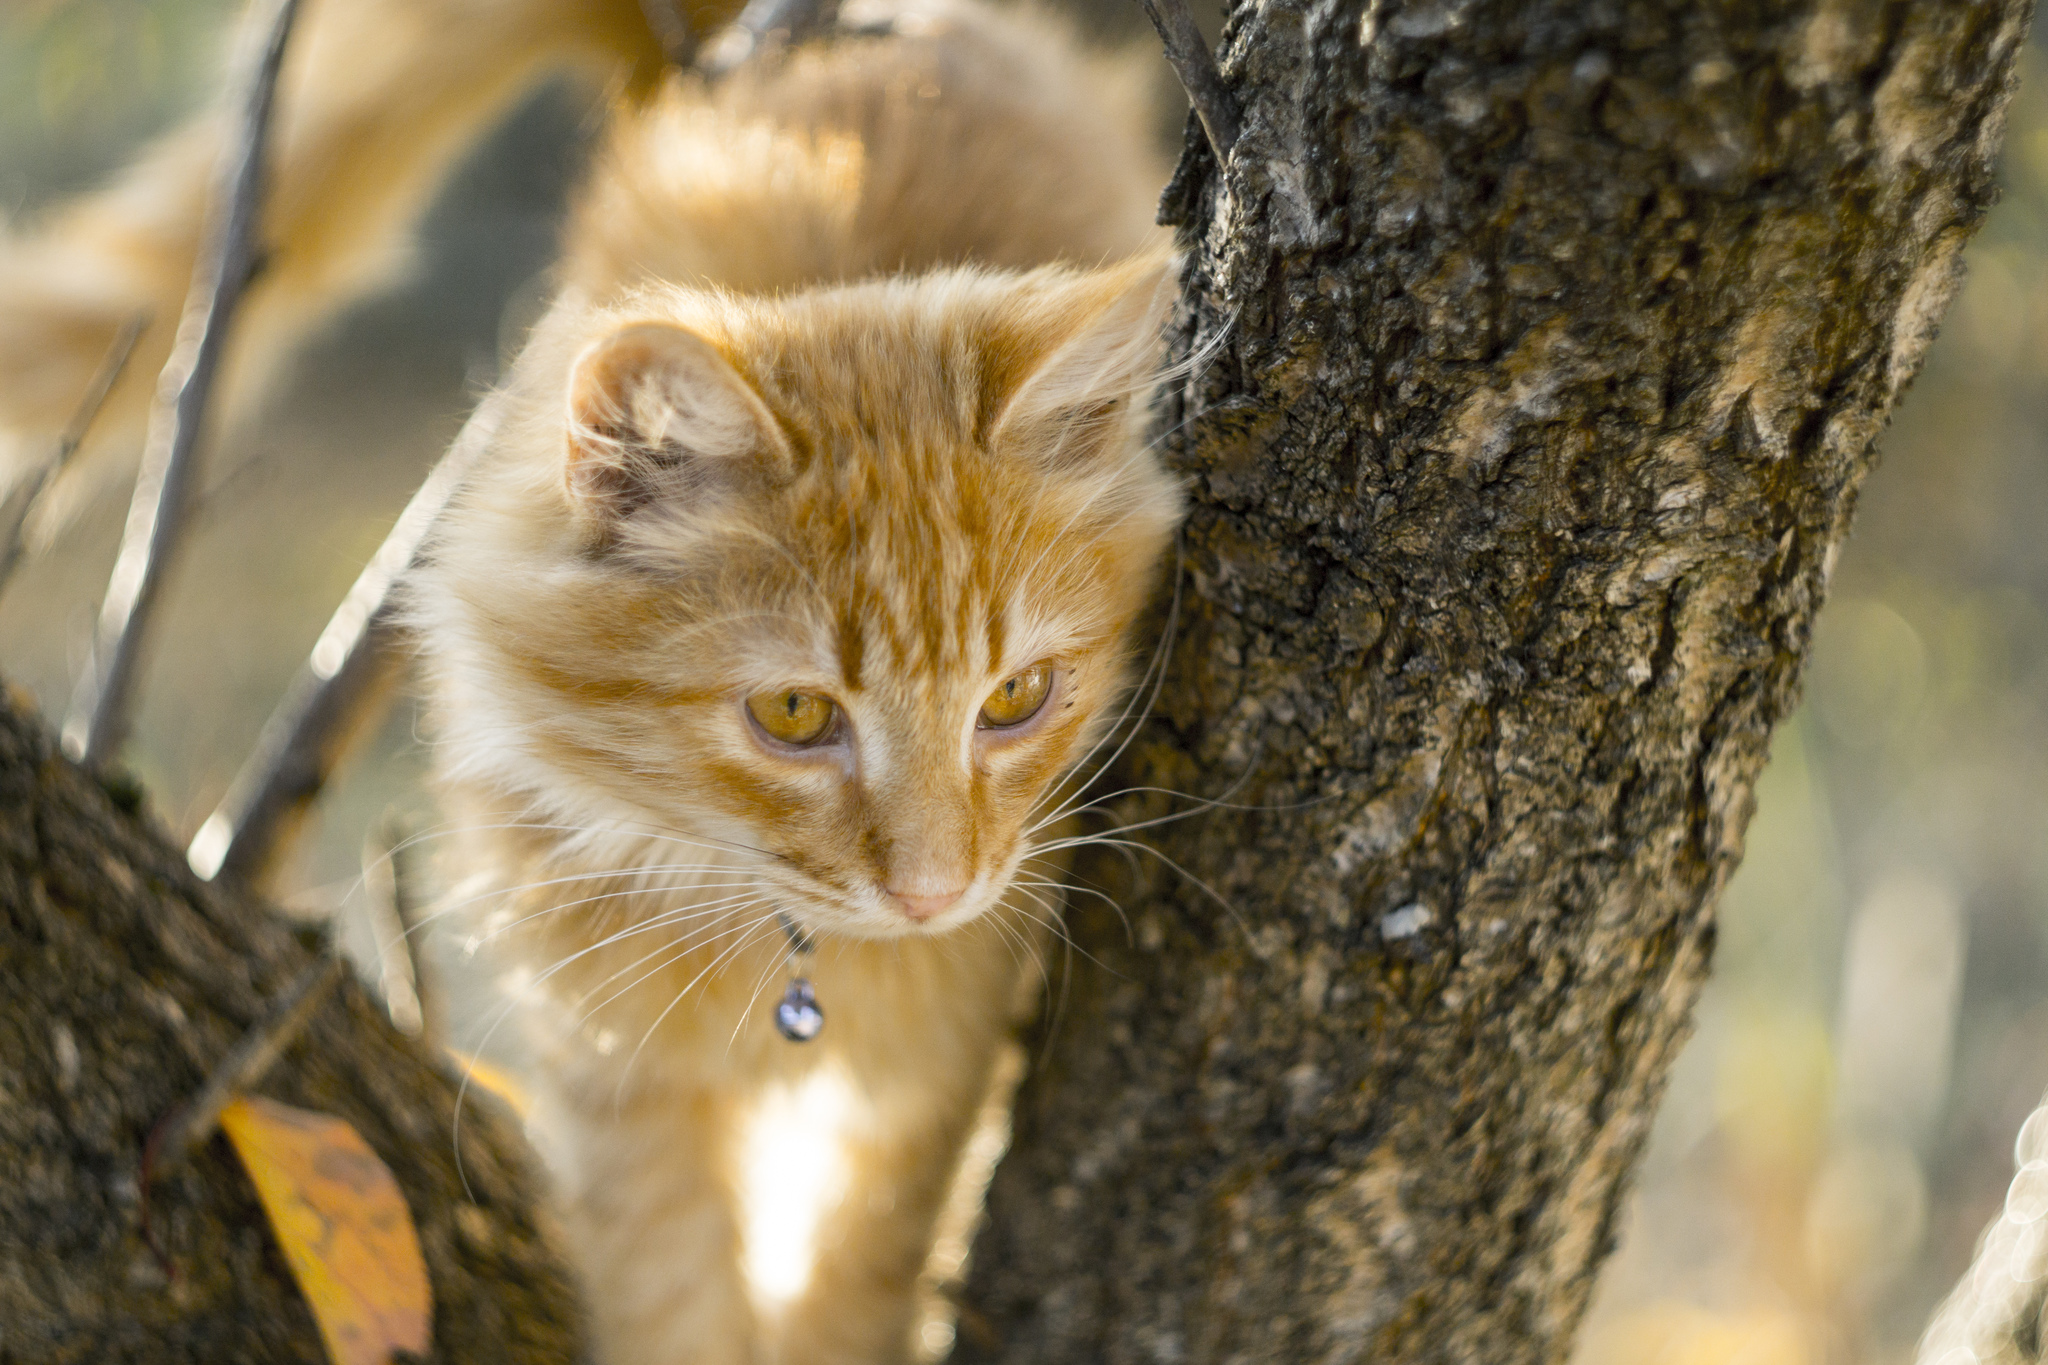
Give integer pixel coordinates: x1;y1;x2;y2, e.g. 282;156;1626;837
959;3;2032;1362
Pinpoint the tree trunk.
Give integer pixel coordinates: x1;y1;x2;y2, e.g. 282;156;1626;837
958;3;2030;1363
0;688;582;1361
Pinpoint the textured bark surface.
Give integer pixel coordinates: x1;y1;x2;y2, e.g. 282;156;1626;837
959;3;2031;1363
0;689;582;1362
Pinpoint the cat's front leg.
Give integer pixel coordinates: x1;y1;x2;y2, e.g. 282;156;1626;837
769;1077;985;1365
769;927;1041;1365
542;1080;760;1365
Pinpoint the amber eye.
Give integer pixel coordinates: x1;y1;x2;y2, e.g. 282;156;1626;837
746;690;837;746
979;664;1052;729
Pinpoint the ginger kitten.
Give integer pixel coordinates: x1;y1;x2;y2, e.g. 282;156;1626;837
407;3;1182;1361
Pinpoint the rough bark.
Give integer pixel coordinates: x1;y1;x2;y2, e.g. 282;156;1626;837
959;3;2030;1363
0;688;582;1362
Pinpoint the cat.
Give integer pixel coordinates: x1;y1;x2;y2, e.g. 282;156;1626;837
409;8;1183;1360
2;0;1181;1359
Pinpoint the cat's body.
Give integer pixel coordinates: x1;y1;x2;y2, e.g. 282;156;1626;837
3;2;1180;1360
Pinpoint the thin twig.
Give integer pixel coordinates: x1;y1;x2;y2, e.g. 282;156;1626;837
143;953;345;1177
61;0;305;768
362;816;436;1047
188;386;508;889
1134;0;1238;162
697;0;842;77
640;0;698;65
0;312;148;600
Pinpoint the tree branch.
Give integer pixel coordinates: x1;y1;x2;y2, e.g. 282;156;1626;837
145;954;346;1177
1915;1084;2048;1365
186;387;507;888
0;687;582;1358
363;816;437;1045
62;0;304;769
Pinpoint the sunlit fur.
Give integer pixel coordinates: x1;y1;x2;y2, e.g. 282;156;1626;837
397;4;1181;1362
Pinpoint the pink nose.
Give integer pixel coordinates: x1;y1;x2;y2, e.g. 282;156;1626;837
888;887;964;921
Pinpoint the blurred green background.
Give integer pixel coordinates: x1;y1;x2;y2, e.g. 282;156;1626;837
2;4;2044;1362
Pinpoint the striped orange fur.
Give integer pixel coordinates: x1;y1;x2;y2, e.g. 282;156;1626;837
400;3;1182;1361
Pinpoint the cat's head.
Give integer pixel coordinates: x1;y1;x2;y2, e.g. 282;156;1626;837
419;258;1183;941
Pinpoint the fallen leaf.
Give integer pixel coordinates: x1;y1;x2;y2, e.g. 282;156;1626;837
218;1096;431;1365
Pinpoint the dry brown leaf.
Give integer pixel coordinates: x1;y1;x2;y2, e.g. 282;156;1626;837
218;1096;432;1365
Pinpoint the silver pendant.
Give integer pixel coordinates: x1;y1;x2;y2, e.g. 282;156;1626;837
775;978;824;1042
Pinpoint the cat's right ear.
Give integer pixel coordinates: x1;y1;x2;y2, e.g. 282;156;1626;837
990;257;1178;464
563;321;791;529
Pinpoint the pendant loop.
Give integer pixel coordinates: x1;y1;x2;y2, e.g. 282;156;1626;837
772;913;822;1040
776;910;816;956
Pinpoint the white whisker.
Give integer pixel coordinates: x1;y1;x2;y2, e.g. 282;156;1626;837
624;915;786;1094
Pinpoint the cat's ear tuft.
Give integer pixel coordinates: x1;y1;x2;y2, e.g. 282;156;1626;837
564;321;791;526
992;258;1179;462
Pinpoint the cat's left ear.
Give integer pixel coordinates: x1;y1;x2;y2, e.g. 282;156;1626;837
563;320;792;528
992;257;1179;462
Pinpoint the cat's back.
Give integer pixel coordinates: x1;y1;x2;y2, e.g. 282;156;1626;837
563;0;1168;297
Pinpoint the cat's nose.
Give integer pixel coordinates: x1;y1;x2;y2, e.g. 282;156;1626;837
887;886;965;921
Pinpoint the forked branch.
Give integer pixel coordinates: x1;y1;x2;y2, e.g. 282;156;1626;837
191;0;842;890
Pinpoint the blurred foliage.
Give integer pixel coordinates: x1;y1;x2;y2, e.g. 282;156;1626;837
0;0;234;213
3;5;2047;1364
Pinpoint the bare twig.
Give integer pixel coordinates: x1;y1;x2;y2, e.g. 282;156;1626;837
61;0;304;768
143;953;345;1177
0;312;148;600
697;0;842;77
188;388;507;889
1915;1083;2048;1365
363;816;436;1046
640;0;698;65
1134;0;1237;162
